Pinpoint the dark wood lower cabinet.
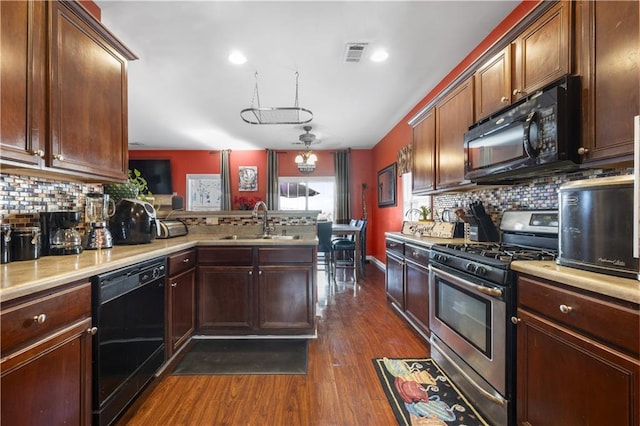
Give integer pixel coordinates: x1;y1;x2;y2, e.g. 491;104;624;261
516;275;639;425
385;237;430;339
198;266;254;330
404;257;429;336
197;245;316;335
0;281;93;426
168;268;196;352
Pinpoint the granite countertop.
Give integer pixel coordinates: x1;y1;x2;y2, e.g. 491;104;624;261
0;234;318;303
385;231;640;305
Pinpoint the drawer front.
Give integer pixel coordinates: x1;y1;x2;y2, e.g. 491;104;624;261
405;244;429;265
258;247;314;264
1;282;91;354
198;247;253;265
518;275;640;356
168;248;196;276
386;238;404;256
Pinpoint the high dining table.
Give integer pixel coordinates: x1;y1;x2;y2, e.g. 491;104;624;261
331;223;362;281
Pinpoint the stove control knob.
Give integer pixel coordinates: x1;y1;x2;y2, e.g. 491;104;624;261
435;254;448;263
476;266;487;276
465;263;477;273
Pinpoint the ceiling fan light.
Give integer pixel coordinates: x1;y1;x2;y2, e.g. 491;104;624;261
295;154;304;164
308;153;317;164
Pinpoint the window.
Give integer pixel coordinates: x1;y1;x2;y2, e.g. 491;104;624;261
402;172;431;220
279;176;335;221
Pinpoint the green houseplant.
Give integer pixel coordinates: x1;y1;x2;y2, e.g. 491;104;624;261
103;169;152;205
418;205;432;222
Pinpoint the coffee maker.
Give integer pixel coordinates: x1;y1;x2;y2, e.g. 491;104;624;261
40;211;83;255
85;193;114;249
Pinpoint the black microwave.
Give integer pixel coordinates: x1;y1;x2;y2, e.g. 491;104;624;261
464;76;580;183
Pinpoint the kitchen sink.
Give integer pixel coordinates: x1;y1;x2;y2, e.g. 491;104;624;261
218;234;300;240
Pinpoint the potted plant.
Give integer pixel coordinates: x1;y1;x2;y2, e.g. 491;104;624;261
418;205;432;222
104;169;152;205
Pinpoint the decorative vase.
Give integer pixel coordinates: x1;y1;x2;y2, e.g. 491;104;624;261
103;182;139;205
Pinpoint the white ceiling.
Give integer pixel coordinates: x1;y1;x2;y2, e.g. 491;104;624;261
96;1;520;151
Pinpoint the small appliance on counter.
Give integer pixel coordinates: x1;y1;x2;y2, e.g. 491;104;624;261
40;211;83;256
1;223;11;264
157;219;188;239
110;199;158;245
557;174;639;279
11;226;41;261
466;201;500;242
84;193;115;250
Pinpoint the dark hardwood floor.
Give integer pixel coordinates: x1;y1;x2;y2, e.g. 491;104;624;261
118;263;430;425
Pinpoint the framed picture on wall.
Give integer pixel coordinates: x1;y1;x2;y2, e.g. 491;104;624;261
186;174;221;211
238;166;258;191
377;162;397;207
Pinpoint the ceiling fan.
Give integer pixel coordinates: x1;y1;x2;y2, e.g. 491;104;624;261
294;125;320;148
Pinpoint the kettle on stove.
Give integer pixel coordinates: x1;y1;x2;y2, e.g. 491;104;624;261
109;199;158;245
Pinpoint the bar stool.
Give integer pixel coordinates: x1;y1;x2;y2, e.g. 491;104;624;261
331;220;364;281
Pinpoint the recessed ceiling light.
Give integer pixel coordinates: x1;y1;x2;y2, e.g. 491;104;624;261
228;51;247;65
370;49;389;63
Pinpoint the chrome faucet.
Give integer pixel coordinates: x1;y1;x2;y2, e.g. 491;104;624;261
252;201;272;235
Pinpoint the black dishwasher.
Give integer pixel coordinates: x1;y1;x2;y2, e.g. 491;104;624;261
92;257;166;426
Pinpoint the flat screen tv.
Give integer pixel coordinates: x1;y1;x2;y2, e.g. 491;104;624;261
128;159;174;194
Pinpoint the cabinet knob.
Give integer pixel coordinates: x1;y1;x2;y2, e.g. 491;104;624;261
33;313;46;324
510;316;521;324
512;89;523;96
87;327;98;335
559;304;573;314
31;149;44;157
171;282;178;287
53;154;64;161
500;96;508;103
182;258;190;263
577;147;589;156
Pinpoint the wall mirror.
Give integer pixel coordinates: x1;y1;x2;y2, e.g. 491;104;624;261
377;162;397;207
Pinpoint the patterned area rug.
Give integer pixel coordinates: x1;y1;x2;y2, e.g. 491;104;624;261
372;358;488;426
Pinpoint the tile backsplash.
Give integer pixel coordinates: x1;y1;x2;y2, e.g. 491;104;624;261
0;173;101;227
1;167;633;229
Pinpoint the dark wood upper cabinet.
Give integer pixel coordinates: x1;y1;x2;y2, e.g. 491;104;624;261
435;77;474;190
474;46;512;121
0;1;47;167
512;1;572;100
576;0;639;165
0;0;137;182
49;1;130;180
411;108;435;194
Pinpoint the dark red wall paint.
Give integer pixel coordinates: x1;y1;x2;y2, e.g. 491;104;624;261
130;1;540;263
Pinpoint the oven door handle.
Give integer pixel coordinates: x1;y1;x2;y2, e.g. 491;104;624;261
431;338;508;408
430;265;503;298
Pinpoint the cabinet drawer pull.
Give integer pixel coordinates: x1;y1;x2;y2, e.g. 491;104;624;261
510;316;521;324
501;96;508;103
171;282;178;287
33;314;46;324
559;304;573;314
512;88;523;96
53;154;64;161
577;147;589;156
87;327;98;335
182;258;190;263
31;149;44;157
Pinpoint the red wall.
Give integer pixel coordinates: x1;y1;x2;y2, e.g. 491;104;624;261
369;1;540;262
130;1;540;264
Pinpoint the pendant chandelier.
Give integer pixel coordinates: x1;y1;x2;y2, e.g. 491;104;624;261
294;126;318;174
240;71;313;125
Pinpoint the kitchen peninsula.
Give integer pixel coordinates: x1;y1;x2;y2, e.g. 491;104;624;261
0;226;318;426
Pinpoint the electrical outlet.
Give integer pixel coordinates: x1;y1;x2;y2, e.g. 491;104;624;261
205;217;218;225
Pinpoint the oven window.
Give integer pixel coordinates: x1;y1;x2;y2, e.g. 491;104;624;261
467;122;526;171
435;279;492;357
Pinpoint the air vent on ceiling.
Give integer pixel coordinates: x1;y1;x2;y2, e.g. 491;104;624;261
344;43;368;63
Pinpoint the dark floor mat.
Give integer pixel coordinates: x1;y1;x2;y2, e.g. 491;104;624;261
171;339;308;375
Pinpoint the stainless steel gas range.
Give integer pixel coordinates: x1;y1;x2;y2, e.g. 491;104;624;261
428;210;558;426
